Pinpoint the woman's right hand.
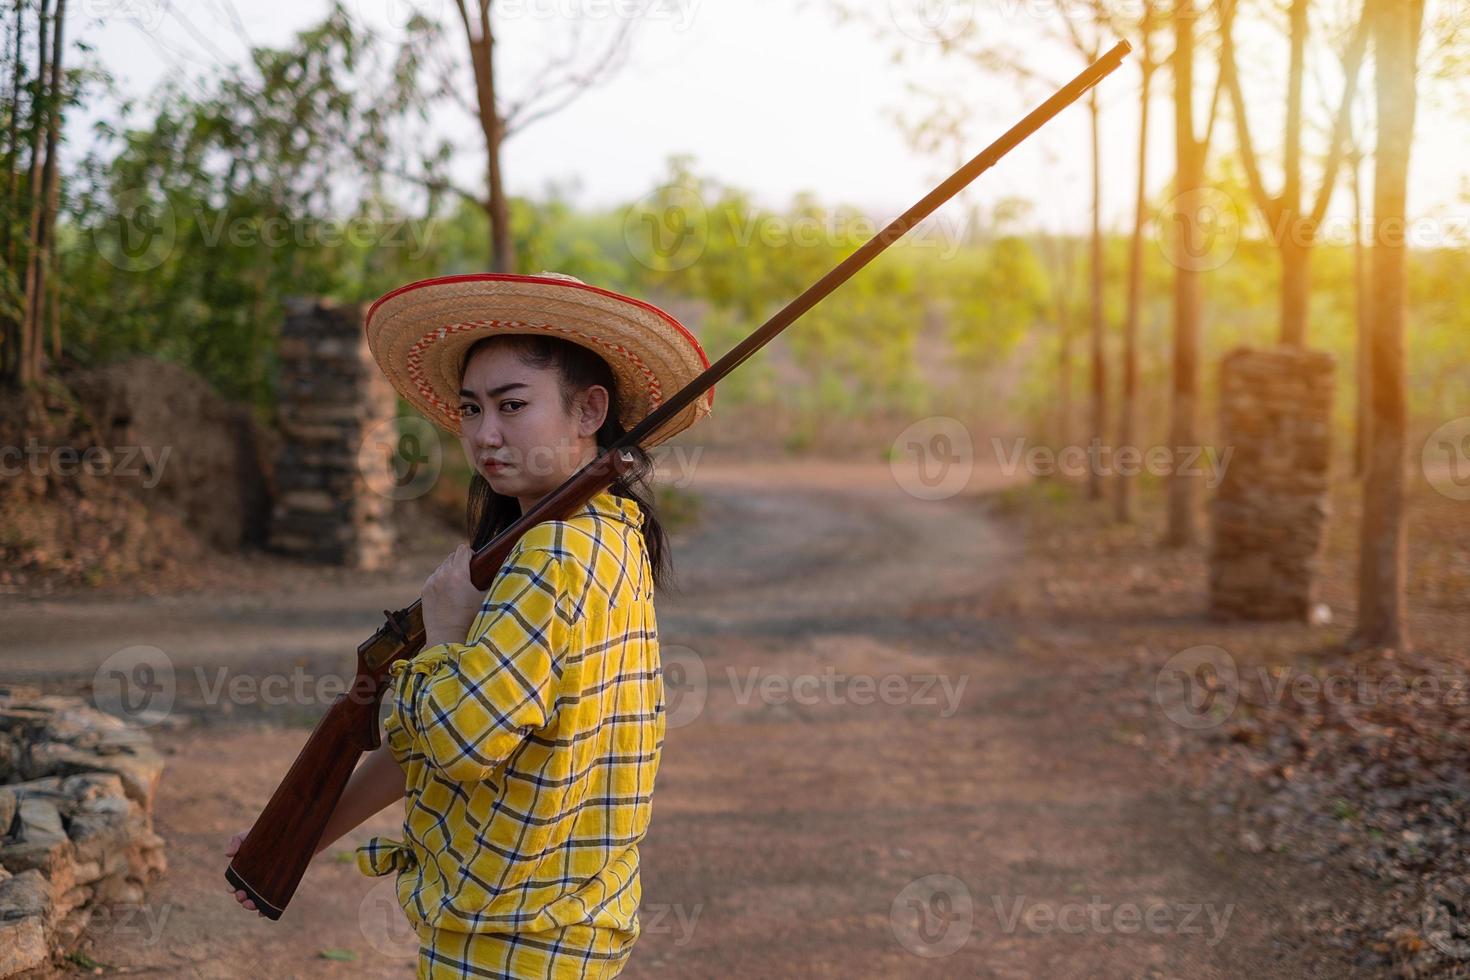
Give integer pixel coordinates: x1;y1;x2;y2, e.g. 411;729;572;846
224;831;263;915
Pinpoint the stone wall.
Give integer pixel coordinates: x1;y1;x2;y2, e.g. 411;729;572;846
0;687;167;976
1209;346;1335;621
268;299;398;569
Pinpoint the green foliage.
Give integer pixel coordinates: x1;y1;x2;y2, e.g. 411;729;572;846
21;4;1469;452
57;3;443;418
943;233;1049;368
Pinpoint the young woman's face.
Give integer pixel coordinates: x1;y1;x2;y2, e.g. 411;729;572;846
457;342;608;508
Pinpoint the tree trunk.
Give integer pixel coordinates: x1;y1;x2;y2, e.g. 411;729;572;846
1052;236;1075;452
1;0;25;387
481;7;512;273
1087;89;1106;501
49;232;60;360
1279;230;1312;347
1219;0;1365;350
1278;0;1307;348
1058;312;1073;453
486;120;513;272
1117;55;1153;524
2;0;23;264
1351;147;1369;479
1165;0;1202;548
18;0;50;388
1354;0;1423;651
27;0;64;382
464;2;515;273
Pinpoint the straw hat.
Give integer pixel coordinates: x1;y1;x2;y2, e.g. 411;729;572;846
364;272;715;447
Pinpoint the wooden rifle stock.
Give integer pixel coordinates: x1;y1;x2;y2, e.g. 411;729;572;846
222;668;384;920
226;39;1131;921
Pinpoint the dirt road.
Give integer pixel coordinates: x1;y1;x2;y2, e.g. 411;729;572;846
2;460;1357;978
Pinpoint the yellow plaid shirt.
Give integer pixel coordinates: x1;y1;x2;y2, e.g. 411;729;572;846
358;489;665;974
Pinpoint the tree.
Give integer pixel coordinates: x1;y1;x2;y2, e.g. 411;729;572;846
14;0;49;388
991;4;1117;498
1;0;69;390
1061;6;1113;501
1036;231;1081;449
1345;92;1373;479
1003;2;1120;500
428;1;650;272
1163;0;1211;547
1217;0;1370;348
23;0;63;381
63;5;441;412
1159;0;1229;546
855;0;1118;493
0;0;26;383
1116;0;1163;523
1354;0;1426;651
2;0;24;288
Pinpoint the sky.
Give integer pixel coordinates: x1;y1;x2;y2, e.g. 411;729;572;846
58;0;1470;242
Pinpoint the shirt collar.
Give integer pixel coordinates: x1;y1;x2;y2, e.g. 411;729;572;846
578;488;644;529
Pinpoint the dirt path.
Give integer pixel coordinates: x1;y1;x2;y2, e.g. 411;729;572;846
4;460;1357;977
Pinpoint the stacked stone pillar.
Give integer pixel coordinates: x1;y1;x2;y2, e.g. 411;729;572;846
268;299;397;569
1209;347;1335;621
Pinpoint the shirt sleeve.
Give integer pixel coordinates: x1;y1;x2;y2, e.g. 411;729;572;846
389;544;569;783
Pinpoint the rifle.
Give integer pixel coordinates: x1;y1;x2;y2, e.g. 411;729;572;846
225;39;1132;920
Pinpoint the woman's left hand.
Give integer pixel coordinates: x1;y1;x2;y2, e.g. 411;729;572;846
421;544;484;647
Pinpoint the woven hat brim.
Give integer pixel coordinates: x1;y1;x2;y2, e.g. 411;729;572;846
365;274;714;448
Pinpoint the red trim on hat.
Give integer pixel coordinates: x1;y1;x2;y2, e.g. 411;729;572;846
366;273;712;371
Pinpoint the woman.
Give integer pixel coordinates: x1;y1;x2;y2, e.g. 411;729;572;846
228;272;713;978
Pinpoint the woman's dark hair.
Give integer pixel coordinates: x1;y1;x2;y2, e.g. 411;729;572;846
461;333;676;596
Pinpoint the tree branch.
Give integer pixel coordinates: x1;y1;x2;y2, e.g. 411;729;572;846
1201;53;1225;158
1309;1;1372;227
385;164;483;209
502;9;643;136
1217;0;1282;227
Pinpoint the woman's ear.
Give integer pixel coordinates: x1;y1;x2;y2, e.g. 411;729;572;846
575;385;610;438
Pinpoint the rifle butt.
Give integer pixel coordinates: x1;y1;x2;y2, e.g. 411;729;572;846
225;691;379;919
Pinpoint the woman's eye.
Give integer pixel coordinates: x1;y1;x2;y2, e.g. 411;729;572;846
500;400;526;413
458;403;479;418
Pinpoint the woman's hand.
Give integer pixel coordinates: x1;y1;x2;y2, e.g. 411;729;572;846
224;831;263;915
421;543;484;648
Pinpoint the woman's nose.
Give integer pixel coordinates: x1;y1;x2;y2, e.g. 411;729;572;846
469;419;502;449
